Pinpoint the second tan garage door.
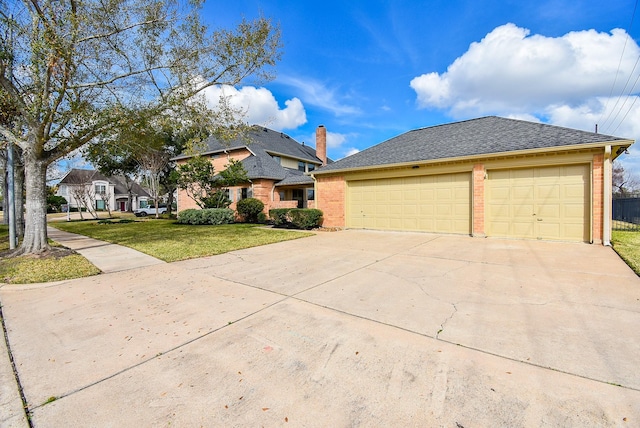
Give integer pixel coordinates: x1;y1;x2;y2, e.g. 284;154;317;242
486;164;590;242
347;172;471;233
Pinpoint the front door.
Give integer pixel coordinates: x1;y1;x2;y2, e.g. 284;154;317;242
292;189;304;208
119;201;127;211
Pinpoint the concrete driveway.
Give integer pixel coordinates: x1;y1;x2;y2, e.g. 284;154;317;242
1;230;639;427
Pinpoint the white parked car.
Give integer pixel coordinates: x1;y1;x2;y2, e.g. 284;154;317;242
134;206;167;217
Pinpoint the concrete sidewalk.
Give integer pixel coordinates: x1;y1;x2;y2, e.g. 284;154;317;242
47;226;165;273
1;226;166;427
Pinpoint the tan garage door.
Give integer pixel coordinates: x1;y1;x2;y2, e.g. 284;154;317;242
347;172;471;233
486;165;590;242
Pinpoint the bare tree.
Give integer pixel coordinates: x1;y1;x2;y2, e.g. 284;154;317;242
137;148;170;218
613;161;640;197
69;183;98;220
97;186;113;218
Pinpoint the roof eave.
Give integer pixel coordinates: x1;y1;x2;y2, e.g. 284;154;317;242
171;144;253;161
311;140;634;176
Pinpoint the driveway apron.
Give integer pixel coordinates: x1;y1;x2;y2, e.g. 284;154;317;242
0;230;638;426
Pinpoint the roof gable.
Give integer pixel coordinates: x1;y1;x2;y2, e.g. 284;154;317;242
175;126;322;164
314;116;631;173
59;169;150;198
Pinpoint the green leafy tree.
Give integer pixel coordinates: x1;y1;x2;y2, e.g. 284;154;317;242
178;157;248;208
0;0;281;254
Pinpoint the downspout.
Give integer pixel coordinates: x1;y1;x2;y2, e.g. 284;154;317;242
311;173;317;210
603;145;612;246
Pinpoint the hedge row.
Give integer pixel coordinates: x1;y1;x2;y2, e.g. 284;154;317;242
269;208;323;230
177;208;235;225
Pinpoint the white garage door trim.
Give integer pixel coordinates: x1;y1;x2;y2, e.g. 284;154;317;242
486;164;590;242
347;172;471;234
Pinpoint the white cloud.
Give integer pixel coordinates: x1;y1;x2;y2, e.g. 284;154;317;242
202;85;307;130
410;24;640;117
326;131;347;149
278;75;361;116
344;148;360;157
410;23;640;174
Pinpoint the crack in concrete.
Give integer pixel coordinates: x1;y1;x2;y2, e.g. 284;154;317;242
436;302;457;339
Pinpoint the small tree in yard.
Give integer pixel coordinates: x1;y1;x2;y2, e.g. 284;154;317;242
69;184;98;220
138;148;170;218
97;186;113;218
178;157;248;209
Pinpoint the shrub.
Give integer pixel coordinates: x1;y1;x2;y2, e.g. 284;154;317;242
289;209;323;229
257;212;268;224
236;198;265;223
177;208;235;225
268;208;323;229
269;208;290;226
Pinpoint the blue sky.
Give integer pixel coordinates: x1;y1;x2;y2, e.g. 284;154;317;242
196;0;640;174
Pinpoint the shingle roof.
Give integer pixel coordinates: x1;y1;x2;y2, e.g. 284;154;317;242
174;126;322;164
275;169;315;187
314;116;631;173
173;126;325;185
59;169;109;185
59;169;150;198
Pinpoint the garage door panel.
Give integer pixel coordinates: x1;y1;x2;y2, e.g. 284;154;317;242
487;165;589;242
347;172;470;234
537;204;560;219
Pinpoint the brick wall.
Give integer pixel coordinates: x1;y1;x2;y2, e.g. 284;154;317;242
472;164;485;236
316;175;345;227
592;154;604;243
251;179;276;212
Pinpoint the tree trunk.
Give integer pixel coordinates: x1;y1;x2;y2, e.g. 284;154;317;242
166;188;175;216
15;161;25;237
1;154;7;225
18;154;50;254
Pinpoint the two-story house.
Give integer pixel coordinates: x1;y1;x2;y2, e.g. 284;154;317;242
173;125;329;212
57;169;150;212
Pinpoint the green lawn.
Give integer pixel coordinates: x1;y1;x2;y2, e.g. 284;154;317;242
0;225;101;284
51;219;314;262
611;230;640;276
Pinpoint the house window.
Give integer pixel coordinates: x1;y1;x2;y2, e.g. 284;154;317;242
307;189;315;201
95;200;105;210
95;184;106;194
210;153;219;159
272;155;281;164
298;161;305;172
307;163;316;172
240;188;250;199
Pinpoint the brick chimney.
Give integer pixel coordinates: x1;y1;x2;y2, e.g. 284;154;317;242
316;125;327;166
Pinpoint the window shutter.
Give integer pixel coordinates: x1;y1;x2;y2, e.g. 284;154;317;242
248;187;253;198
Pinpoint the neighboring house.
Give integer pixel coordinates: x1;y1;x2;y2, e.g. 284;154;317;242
57;169;150;212
311;116;634;245
172;125;329;212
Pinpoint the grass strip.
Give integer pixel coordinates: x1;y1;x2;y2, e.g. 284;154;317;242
611;230;640;276
51;220;314;262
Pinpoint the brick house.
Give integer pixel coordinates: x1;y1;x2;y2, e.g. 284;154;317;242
311;116;633;245
57;169;150;212
173;126;329;212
